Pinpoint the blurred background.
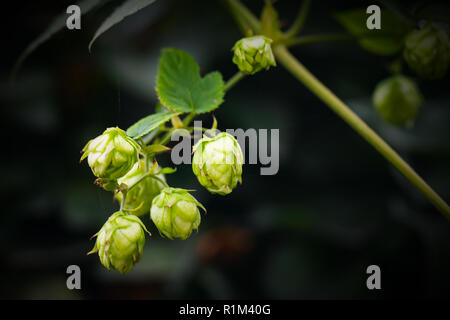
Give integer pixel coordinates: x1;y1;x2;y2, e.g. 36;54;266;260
1;0;449;299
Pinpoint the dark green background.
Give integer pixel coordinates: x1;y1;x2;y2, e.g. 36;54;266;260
1;0;449;299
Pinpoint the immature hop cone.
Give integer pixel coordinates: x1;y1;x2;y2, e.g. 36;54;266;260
192;132;243;195
88;211;149;274
232;35;276;75
403;23;450;80
150;188;206;240
115;160;166;217
80;127;140;190
373;75;423;127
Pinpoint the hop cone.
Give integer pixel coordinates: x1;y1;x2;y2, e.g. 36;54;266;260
192;132;243;195
88;211;148;274
150;188;205;240
81;127;140;190
232;36;276;75
115;160;166;217
373;75;423;127
403;23;450;80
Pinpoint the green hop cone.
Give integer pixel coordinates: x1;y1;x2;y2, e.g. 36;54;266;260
232;35;276;75
88;211;149;274
150;188;205;240
373;75;423;127
80;127;140;189
403;23;450;80
192;132;243;195
115;160;166;217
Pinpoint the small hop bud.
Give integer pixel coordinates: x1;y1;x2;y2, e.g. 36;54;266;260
150;188;206;240
403;23;450;80
373;75;423;127
80;127;140;187
232;36;276;75
115;160;166;217
192;132;243;195
88;211;149;274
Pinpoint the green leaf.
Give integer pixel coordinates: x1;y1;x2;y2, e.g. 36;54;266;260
145;144;171;154
156;167;177;175
334;8;412;56
156;48;225;114
127;111;179;139
155;102;169;113
12;0;110;79
89;0;158;51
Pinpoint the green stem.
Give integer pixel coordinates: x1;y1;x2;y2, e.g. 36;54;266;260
224;71;246;92
223;0;261;33
120;190;128;212
158;129;175;146
285;0;311;38
283;33;352;47
128;172;169;191
273;45;450;219
147;174;169;188
183;112;196;127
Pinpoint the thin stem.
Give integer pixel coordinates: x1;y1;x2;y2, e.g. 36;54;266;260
159;128;176;146
171;115;184;128
183;112;196;127
147;174;169;188
273;45;450;219
223;0;261;34
224;71;246;92
285;0;311;39
120;190;128;212
128;172;169;192
284;33;352;47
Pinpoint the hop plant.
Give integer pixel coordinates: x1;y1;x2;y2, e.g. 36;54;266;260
232;35;276;75
192;132;243;195
150;188;205;240
373;75;423;127
81;127;140;190
115;160;166;217
403;23;450;80
88;211;149;274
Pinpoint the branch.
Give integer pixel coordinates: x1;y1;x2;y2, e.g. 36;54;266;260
273;45;450;219
284;0;311;38
283;33;352;47
224;71;246;91
222;0;261;34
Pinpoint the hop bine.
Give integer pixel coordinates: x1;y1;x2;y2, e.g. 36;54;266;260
192;132;243;195
88;211;149;274
373;75;423;127
80;127;140;190
232;35;276;75
403;23;450;80
115;160;166;217
150;188;206;240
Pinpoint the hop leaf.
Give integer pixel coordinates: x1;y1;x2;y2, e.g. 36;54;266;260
372;75;423;127
232;36;276;75
192;132;244;195
150;188;205;240
156;49;225;114
81;127;140;188
89;211;149;274
403;23;450;80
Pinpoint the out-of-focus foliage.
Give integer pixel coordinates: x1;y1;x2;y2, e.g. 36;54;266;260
334;8;412;55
